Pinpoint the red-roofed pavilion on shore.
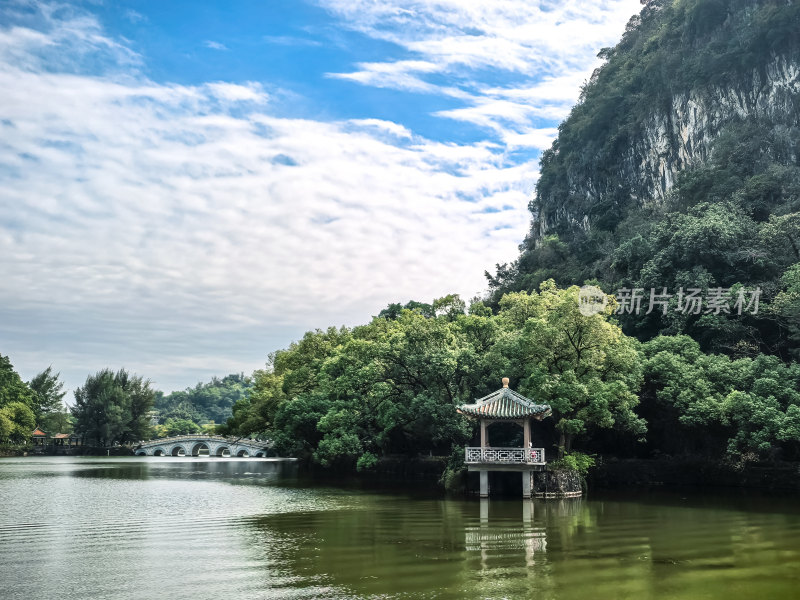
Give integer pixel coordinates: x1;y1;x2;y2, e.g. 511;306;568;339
30;428;81;453
32;427;48;447
457;378;551;498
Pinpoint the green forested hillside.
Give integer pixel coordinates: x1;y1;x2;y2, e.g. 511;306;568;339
489;0;800;360
154;373;252;434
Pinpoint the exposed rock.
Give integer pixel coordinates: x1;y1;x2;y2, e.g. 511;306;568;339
533;469;583;498
534;54;800;245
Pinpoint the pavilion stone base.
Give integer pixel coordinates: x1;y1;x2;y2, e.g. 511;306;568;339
533;469;583;498
468;464;547;498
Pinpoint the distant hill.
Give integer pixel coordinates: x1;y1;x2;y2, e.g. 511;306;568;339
154;373;253;426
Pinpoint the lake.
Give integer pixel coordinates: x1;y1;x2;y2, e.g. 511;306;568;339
1;456;799;599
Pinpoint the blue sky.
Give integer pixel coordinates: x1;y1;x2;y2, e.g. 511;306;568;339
0;0;641;398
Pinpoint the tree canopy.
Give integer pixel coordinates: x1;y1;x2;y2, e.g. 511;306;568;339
222;286;649;469
0;354;36;444
154;373;252;427
498;284;645;455
28;366;71;433
72;369;155;446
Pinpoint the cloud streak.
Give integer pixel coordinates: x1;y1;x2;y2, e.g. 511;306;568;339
0;2;545;394
322;0;641;146
204;40;228;51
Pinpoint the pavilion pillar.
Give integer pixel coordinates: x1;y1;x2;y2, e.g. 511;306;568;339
479;471;489;497
523;418;531;450
521;471;531;498
480;419;488;448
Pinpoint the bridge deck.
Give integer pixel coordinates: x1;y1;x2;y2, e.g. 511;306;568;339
135;435;271;457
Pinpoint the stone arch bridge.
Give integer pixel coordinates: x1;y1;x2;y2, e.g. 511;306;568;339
135;435;271;458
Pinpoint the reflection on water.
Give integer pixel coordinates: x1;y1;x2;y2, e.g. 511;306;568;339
464;499;545;570
0;457;799;599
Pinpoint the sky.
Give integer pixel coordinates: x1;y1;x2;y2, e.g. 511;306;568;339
0;0;642;398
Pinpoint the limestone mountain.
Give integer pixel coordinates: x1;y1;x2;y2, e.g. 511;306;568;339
490;0;800;359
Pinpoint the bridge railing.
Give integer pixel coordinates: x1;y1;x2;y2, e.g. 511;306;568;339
138;434;269;447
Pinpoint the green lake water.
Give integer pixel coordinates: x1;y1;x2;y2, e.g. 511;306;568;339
1;456;799;599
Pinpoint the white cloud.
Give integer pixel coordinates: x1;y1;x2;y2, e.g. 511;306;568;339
347;118;414;139
262;35;321;47
0;5;537;393
0;0;645;394
205;81;268;103
501;128;559;151
204;40;228;51
321;0;640;148
0;2;141;73
124;10;147;24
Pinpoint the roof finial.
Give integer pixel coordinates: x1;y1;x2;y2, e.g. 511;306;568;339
502;377;509;388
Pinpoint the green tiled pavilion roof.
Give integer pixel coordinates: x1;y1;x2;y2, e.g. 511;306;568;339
457;386;552;420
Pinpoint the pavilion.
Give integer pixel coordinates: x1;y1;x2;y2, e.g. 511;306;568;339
458;377;551;498
30;428;81;454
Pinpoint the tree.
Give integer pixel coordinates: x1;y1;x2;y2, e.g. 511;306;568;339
308;307;480;468
0;354;36;444
155;373;253;425
641;336;800;459
0;354;36;410
222;303;500;469
0;402;35;443
162;418;202;437
72;369;155;446
498;282;646;456
28;366;67;426
773;263;800;359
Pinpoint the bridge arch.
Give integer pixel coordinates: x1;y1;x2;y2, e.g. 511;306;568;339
136;435;271;458
191;442;210;457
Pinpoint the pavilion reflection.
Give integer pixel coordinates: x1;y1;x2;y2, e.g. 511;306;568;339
464;499;547;568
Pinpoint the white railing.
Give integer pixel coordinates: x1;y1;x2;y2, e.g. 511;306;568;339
465;447;545;465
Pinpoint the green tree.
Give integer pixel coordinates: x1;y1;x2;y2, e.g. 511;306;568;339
28;366;67;430
162;418;202;436
307;307;482;468
498;282;645;456
0;402;35;444
772;263;800;358
0;354;36;410
155;373;253;425
0;354;36;444
641;336;800;459
223;301;501;469
72;369;155;446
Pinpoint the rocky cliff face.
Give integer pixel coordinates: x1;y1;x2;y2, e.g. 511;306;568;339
534;54;800;245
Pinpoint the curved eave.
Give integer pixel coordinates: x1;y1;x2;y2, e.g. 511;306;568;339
457;387;552;420
457;405;552;420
